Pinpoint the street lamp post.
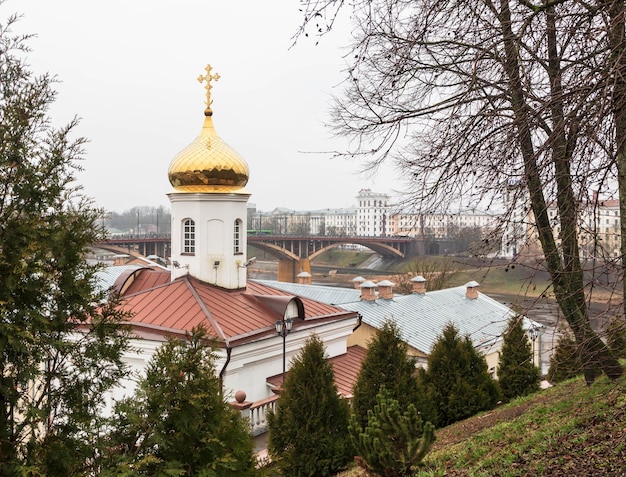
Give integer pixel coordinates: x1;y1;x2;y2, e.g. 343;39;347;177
529;327;536;367
528;325;544;371
275;317;294;383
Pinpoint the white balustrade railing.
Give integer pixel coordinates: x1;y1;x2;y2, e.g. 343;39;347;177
245;395;279;436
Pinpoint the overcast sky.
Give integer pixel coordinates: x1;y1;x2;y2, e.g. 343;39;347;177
13;0;399;214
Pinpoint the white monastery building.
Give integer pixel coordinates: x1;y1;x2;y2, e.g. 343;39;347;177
103;66;363;433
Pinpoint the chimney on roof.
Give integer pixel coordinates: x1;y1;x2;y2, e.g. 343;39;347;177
411;275;427;294
377;279;395;299
359;280;377;301
465;280;480;300
352;276;366;289
297;271;312;285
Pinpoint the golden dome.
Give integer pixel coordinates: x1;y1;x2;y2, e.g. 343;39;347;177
168;65;249;193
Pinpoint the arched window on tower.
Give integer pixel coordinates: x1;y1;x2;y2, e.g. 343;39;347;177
183;218;195;254
233;218;242;254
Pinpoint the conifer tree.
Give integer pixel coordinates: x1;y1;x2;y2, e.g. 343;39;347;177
498;316;540;401
547;325;583;383
352;319;435;429
268;334;352;477
103;327;258;476
0;13;130;475
421;323;501;427
349;389;435;477
606;316;626;359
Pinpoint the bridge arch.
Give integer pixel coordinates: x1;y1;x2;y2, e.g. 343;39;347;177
247;235;415;282
247;236;410;260
306;240;405;260
245;242;299;261
91;244;144;260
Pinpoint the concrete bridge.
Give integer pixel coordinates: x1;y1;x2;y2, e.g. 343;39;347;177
93;235;171;261
246;235;422;282
94;234;447;282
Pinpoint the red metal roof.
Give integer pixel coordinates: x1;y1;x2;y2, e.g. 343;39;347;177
117;269;358;347
329;345;368;398
267;345;367;398
122;268;171;294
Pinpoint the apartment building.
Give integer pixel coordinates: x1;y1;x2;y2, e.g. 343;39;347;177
500;180;621;259
390;208;498;239
356;189;391;236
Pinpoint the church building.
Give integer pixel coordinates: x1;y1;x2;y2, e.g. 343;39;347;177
104;65;362;433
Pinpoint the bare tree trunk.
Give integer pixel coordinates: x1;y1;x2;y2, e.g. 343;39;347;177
500;0;622;383
606;0;626;319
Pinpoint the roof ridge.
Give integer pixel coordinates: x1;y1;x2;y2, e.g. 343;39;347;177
183;277;228;344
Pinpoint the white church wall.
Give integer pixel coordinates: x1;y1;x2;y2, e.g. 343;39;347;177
168;192;250;288
221;318;358;403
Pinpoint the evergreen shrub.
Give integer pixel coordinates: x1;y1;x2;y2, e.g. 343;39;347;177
420;323;501;427
268;334;352;476
498;315;541;401
352;319;436;429
349;389;435;477
547;324;582;383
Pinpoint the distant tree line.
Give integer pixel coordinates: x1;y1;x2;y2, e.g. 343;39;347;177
104;205;171;236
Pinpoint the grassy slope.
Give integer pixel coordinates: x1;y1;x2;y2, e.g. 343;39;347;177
338;373;626;477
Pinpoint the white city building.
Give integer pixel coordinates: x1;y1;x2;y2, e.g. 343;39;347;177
356;189;391;236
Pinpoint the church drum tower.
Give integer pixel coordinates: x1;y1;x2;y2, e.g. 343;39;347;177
167;65;251;289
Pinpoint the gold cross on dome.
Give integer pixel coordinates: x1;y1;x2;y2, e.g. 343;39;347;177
197;64;221;116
